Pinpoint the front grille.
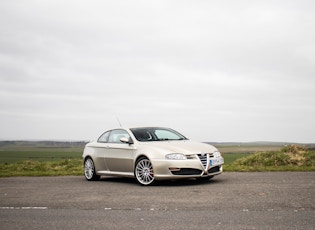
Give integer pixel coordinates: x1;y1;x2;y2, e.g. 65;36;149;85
171;168;202;175
197;154;208;169
208;166;220;174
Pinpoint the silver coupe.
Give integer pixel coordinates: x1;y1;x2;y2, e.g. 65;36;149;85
83;127;224;185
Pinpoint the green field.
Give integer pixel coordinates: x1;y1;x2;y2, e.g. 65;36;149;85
0;141;84;163
0;141;314;177
215;143;283;165
0;149;82;164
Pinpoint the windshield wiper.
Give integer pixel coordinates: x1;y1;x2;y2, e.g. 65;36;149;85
157;138;185;141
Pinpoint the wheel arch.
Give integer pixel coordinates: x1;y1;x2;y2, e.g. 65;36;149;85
134;154;159;175
83;155;94;165
83;154;92;161
134;154;150;165
134;149;162;171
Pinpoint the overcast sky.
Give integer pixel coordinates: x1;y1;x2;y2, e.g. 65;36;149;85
1;0;314;142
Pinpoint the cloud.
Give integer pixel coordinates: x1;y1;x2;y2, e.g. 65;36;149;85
0;0;314;142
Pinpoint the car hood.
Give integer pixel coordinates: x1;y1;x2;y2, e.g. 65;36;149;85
137;140;217;155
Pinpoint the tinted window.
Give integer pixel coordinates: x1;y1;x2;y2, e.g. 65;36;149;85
131;129;153;141
131;127;187;142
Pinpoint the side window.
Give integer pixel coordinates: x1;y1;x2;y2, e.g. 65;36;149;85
98;131;110;143
108;129;130;143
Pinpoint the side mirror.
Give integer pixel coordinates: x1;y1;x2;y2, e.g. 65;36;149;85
120;137;134;145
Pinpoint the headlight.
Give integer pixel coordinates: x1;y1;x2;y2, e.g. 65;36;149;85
165;153;187;160
213;151;221;158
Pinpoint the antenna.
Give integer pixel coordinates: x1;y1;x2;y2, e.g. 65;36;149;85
116;116;122;127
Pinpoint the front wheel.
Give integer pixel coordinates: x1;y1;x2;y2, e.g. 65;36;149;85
134;157;155;185
84;158;100;181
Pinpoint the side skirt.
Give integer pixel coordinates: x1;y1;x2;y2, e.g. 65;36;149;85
97;170;134;178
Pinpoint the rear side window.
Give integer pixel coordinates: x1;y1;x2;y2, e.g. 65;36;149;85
98;131;110;143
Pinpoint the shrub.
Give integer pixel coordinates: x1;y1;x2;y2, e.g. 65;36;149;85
234;151;291;167
304;151;315;166
281;144;306;154
226;145;315;171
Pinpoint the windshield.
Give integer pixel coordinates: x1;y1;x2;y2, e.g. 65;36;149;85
130;127;188;142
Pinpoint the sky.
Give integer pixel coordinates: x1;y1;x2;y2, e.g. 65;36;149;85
0;0;314;143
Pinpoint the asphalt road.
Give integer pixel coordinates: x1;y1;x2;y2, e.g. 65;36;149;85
0;172;314;230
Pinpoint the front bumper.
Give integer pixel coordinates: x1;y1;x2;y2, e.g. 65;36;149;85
151;156;224;180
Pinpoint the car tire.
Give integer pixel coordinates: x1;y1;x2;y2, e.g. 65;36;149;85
84;157;100;181
134;157;155;185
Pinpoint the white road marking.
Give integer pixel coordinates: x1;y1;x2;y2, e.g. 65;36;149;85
0;207;48;210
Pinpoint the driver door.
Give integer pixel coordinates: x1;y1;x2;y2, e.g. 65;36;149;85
105;129;135;173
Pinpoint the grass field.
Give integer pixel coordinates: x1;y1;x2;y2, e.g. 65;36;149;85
215;143;283;165
0;149;82;164
0;141;84;164
214;144;282;154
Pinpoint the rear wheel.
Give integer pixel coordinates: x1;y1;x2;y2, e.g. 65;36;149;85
84;158;100;181
135;157;155;185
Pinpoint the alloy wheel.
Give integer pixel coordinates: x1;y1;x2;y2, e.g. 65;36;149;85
135;158;154;185
84;158;100;181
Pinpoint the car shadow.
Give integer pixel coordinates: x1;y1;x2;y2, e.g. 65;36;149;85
156;178;222;187
99;176;138;185
97;176;223;187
